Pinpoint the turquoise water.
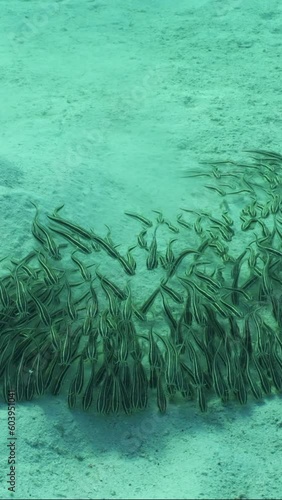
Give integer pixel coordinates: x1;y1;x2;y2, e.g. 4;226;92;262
0;1;282;499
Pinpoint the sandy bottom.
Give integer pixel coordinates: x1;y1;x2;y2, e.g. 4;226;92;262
0;0;282;498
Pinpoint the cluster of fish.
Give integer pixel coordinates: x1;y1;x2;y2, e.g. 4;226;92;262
1;149;282;414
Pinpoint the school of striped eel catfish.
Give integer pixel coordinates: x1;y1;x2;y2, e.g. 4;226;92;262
1;149;282;414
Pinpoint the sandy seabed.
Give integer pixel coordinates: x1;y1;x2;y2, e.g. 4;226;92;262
0;1;282;499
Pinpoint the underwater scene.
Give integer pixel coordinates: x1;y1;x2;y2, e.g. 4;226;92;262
1;1;282;499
